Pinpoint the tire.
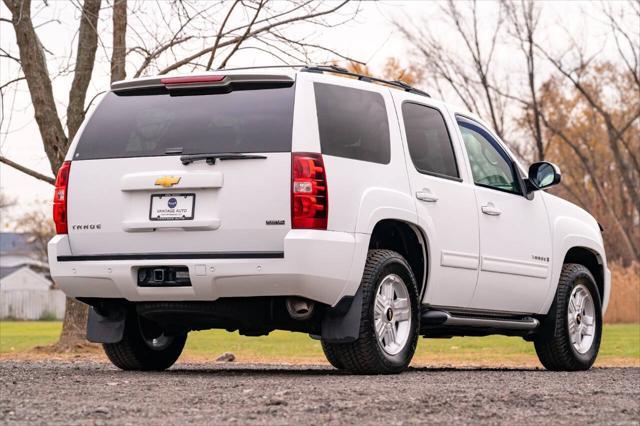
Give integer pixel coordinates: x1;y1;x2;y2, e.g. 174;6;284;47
321;249;420;374
321;339;345;370
534;263;602;371
103;308;187;371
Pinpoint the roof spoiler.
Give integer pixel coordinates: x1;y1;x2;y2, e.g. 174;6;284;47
111;74;294;93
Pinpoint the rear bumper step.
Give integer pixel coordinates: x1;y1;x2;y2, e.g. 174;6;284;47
57;251;284;262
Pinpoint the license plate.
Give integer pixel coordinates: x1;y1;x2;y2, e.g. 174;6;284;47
150;193;195;221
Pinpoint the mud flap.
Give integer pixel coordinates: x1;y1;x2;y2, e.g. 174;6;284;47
86;305;126;343
320;285;363;343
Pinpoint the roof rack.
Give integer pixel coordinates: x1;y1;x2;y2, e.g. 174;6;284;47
301;65;431;97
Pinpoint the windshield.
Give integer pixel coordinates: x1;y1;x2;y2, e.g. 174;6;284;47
73;85;295;160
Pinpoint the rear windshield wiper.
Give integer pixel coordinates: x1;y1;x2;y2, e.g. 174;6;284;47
180;153;267;165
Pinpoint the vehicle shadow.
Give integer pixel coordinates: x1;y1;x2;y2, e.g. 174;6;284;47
159;364;544;377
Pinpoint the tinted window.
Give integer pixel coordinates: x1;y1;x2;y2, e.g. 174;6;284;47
74;86;295;160
402;102;459;179
457;120;520;194
314;83;390;164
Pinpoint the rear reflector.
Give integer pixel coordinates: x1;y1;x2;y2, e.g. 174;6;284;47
53;161;71;234
160;75;225;86
291;153;328;230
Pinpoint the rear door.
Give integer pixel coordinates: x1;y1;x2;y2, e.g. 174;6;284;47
392;95;481;308
66;75;296;256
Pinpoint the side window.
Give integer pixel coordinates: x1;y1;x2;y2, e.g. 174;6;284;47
402;102;459;179
457;120;520;194
314;82;390;164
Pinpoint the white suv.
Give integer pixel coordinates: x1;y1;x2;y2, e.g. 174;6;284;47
48;65;610;374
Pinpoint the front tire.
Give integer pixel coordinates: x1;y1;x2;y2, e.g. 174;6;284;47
321;250;420;374
103;308;187;371
534;263;602;371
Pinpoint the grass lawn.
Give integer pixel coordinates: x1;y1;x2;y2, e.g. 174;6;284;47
1;321;638;367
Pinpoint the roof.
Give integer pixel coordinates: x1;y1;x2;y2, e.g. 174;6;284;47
0;233;38;255
0;265;21;279
0;265;52;291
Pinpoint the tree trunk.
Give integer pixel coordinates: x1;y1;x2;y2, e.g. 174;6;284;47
66;0;102;141
5;0;103;348
58;298;90;346
4;0;69;174
110;0;127;83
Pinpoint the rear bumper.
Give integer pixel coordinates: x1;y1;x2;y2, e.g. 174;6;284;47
48;230;369;307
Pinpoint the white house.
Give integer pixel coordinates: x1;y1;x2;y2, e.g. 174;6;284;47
0;265;66;319
0;233;66;320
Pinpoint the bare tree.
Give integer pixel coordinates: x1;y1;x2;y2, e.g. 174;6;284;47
535;3;640;220
396;0;509;142
538;76;639;263
394;0;638;264
503;0;545;161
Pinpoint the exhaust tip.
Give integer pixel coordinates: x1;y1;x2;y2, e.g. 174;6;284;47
286;297;315;321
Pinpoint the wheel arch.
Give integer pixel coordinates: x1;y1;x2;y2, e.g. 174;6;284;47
368;219;428;299
563;246;605;305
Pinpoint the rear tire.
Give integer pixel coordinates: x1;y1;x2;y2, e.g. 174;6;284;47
534;263;602;371
321;250;420;374
321;340;345;370
103;308;187;371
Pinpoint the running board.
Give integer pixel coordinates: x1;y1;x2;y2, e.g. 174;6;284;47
422;310;539;331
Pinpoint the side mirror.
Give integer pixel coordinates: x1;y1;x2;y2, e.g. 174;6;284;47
527;161;561;192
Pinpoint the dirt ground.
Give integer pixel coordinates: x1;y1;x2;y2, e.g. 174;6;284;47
0;360;638;425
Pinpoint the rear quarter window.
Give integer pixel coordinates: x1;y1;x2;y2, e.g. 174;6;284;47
402;102;459;179
314;82;390;164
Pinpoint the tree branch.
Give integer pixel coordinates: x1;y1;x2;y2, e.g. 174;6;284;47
0;76;25;91
217;0;265;70
158;0;350;75
205;0;239;71
0;155;55;185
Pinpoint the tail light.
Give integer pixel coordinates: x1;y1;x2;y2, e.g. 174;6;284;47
160;75;225;86
53;161;71;234
291;153;328;229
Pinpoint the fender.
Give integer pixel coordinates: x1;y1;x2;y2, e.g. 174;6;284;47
539;232;608;315
354;187;418;234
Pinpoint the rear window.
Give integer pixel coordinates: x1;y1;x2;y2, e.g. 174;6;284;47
402;102;459;179
314;82;390;164
73;86;295;160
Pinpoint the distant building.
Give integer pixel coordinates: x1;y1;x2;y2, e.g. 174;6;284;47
0;233;65;320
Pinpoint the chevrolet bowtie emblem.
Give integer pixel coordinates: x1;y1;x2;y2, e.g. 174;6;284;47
154;176;181;187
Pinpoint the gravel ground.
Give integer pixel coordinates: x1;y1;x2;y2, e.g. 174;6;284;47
0;360;638;425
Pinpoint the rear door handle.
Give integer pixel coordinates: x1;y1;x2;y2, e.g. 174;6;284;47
416;189;438;202
481;203;501;216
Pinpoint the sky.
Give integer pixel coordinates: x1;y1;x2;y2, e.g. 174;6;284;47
0;0;629;227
